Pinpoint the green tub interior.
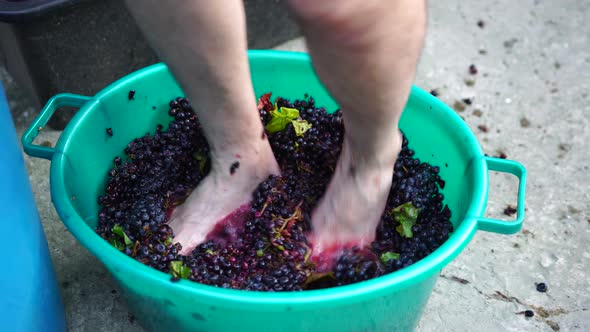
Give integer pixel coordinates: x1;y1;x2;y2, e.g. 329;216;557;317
49;51;495;331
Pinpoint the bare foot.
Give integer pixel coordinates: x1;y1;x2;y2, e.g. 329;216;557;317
169;141;279;255
309;131;402;269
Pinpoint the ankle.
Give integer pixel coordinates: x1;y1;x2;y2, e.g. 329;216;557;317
210;140;279;180
341;130;402;173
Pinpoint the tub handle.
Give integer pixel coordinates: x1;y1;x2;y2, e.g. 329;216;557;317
477;156;527;234
22;94;91;160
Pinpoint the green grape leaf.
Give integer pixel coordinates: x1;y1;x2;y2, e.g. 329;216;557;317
180;266;191;279
170;261;192;279
379;252;401;264
109;238;125;251
393;202;420;238
292;119;312;137
112;224;133;247
265;107;300;134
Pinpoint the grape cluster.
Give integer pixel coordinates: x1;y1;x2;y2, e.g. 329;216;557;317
372;139;454;274
96;97;208;272
96;93;453;291
333;248;383;286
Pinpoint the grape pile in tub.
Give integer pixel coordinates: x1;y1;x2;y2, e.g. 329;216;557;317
96;93;453;291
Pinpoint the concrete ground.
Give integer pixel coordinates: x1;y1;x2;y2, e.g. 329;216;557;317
2;0;589;331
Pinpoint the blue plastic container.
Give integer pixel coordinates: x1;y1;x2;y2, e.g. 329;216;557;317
0;82;65;331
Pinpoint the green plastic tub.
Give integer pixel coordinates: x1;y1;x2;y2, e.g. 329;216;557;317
22;50;527;332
